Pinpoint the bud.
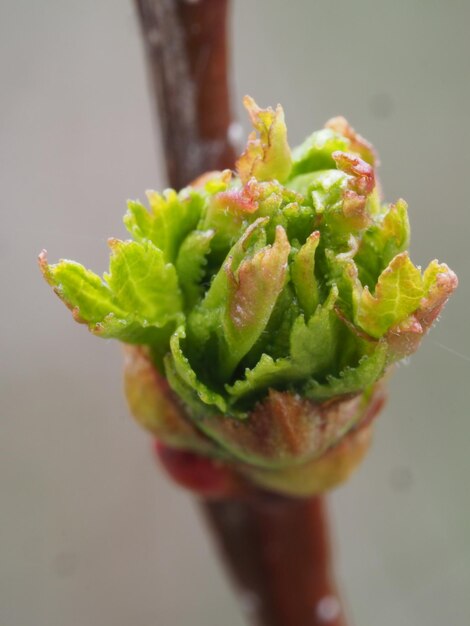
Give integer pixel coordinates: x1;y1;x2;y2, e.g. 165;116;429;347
40;98;457;496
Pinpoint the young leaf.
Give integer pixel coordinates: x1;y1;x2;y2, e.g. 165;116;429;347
39;252;125;324
355;199;410;288
175;230;214;310
200;179;260;257
290;128;349;177
163;353;219;420
291;231;320;318
325;116;377;166
39;250;178;345
201;217;269;313
225;353;294;402
356;252;424;338
380;199;410;262
289;286;339;377
168;326;228;414
185;218;270;364
329;151;376;233
304;342;388;401
222;225;291;376
332;151;375;197
287;169;347;210
124;188;203;263
325;249;362;320
385;260;458;359
236;96;292;184
105;239;183;327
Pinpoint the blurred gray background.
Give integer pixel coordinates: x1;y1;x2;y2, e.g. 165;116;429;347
1;1;469;624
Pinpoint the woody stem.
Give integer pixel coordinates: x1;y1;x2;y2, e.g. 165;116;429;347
134;0;236;190
201;493;349;626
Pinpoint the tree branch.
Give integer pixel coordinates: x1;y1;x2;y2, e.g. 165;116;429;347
134;0;236;189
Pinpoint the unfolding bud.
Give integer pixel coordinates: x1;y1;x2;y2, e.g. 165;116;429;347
40;97;457;496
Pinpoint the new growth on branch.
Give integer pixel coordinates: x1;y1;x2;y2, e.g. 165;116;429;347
40;97;457;496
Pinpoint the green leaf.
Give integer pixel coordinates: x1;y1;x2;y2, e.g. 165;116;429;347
290;286;339;377
289;164;373;249
227;286;341;403
222;225;291;376
287;170;346;211
199;178;299;262
39;249;179;345
236;96;292;184
384;260;459;360
93;316;175;346
163;352;218;420
105;239;182;327
175;230;214;310
123;199;153;243
40;253;124;324
304;341;388;401
291;231;320;318
276;201;316;245
356;252;424;338
423;259;448;293
380;199;410;262
185;218;270;366
247;283;300;362
168;326;228;414
290;128;349;177
324;249;362;320
201;217;269;313
124;188;203;263
200;179;260;258
355;199;410;288
226;353;294;402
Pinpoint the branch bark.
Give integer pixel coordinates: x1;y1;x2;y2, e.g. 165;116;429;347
201;495;348;626
134;0;236;189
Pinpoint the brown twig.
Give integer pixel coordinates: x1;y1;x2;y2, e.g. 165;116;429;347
202;495;348;626
134;0;236;190
133;2;350;624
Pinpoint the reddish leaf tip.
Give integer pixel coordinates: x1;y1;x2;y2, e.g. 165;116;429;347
332;151;375;196
326;116;378;165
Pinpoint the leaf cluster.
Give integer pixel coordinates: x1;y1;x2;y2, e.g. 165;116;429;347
41;98;457;423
